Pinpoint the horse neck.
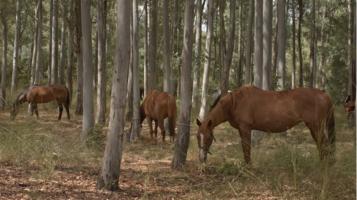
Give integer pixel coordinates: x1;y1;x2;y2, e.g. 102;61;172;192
206;103;228;128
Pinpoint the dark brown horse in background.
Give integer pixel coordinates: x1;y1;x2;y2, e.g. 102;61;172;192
196;86;335;164
10;85;70;120
140;90;176;142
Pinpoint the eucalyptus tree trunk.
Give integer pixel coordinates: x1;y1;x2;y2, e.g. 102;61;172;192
48;0;53;84
96;0;107;125
198;0;214;120
130;0;140;141
0;13;7;110
66;0;74;97
252;0;264;145
192;0;204;108
30;1;40;86
244;0;254;84
143;0;148;96
254;0;263;88
349;0;356;96
276;0;286;90
11;0;21;95
163;0;171;93
147;0;158;91
291;0;296;88
81;0;94;142
34;0;43;85
309;0;317;88
262;0;272;90
172;0;194;169
59;2;67;85
51;0;59;84
97;0;130;190
298;0;303;87
75;0;83;115
220;0;236;95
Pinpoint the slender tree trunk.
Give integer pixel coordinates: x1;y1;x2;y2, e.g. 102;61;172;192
147;0;158;91
309;0;317;88
291;0;296;89
66;1;74;97
48;0;53;84
97;0;130;190
75;0;83;115
244;0;254;84
163;0;171;93
349;0;356;96
59;2;66;85
143;0;148;96
130;0;140;141
51;0;59;84
298;0;303;87
30;2;40;86
262;0;272;90
220;0;236;95
254;0;263;88
34;0;43;85
0;14;7;110
276;0;286;90
237;0;245;86
96;0;107;125
81;0;94;142
172;0;194;169
11;0;21;95
192;0;204;108
198;0;214;120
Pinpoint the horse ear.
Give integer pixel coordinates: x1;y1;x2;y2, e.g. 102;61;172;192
196;118;201;126
207;120;212;128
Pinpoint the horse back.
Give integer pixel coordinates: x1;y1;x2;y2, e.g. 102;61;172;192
228;86;333;131
27;85;68;103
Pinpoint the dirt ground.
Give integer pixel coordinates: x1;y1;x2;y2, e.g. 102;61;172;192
0;105;355;199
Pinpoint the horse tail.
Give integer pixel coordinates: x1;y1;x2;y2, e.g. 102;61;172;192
168;96;177;137
326;107;336;160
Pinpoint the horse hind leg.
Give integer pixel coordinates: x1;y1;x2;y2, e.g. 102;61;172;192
306;122;328;161
58;104;63;120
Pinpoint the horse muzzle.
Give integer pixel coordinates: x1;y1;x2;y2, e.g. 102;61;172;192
199;149;207;163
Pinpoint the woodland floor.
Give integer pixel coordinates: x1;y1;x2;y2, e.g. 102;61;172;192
0;104;355;200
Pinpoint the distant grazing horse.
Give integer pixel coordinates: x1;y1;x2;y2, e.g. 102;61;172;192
11;85;70;120
140;90;176;142
196;86;335;164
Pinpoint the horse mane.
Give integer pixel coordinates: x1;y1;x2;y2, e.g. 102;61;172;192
210;93;222;111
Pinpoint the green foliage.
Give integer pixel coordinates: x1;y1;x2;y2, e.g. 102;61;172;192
326;56;348;103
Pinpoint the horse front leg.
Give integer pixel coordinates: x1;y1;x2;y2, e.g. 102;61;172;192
33;103;39;119
238;126;252;164
158;119;165;142
148;117;153;139
154;120;158;140
58;104;63;120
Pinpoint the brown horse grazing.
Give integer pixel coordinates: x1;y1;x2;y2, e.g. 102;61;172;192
140;90;176;142
10;85;70;120
196;86;335;164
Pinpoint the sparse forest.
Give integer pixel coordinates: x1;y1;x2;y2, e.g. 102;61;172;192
0;0;355;199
